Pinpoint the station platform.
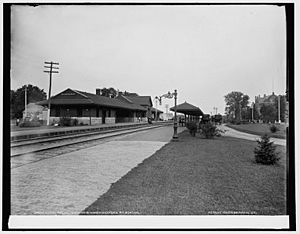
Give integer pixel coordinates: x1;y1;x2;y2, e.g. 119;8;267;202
10;121;170;142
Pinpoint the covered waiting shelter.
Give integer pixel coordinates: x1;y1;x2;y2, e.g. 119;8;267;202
170;101;204;124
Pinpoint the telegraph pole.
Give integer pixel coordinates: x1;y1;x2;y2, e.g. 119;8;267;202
44;61;59;125
24;85;27;119
251;102;254;122
278;95;281;123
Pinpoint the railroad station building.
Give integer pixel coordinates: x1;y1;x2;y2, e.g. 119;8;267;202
38;88;162;125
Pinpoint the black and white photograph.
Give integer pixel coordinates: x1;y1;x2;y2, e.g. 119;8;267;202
3;2;295;231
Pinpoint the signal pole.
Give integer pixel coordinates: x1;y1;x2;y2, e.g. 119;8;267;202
44;61;59;125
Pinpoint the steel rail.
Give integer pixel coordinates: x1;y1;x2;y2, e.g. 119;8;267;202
11;123;163;148
11;123;171;158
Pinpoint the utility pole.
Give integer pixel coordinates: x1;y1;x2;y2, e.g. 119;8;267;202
278;95;281;123
213;107;218;115
44;61;59;125
24;85;27;119
251;102;254;122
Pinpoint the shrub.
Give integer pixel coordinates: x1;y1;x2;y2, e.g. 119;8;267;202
186;121;197;137
254;134;280;165
269;125;278;133
19;120;41;127
72;118;79;126
199;122;223;139
59;116;72;126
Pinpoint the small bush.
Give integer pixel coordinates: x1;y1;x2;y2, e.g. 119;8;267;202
254;134;280;165
199;122;224;139
19;120;41;128
269;125;278;133
72;118;79;126
186;121;197;137
59;116;72;126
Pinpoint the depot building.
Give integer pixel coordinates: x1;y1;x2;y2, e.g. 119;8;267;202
37;88;162;125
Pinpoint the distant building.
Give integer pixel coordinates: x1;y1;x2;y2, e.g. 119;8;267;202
116;94;163;120
37;88;164;125
160;112;174;121
22;103;48;122
38;88;150;125
254;92;287;123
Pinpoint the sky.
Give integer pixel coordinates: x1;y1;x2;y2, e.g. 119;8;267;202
10;4;287;115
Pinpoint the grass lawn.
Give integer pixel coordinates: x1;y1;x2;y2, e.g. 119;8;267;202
226;123;287;139
82;130;286;215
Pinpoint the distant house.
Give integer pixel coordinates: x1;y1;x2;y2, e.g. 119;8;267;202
254;92;277;115
254;92;287;123
116;94;163;120
23;103;48;122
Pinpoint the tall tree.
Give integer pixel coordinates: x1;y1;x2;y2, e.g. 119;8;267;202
260;104;277;123
224;91;249;123
11;84;47;118
253;104;260;121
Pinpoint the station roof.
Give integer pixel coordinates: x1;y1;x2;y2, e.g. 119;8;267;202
170;101;204;116
124;96;153;107
37;88;148;111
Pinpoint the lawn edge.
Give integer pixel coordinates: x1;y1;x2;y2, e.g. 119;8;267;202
225;124;286;139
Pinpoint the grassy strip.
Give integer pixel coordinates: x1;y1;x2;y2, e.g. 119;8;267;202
226;123;286;139
82;131;286;215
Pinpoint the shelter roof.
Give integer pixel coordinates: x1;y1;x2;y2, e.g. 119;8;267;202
170;101;204;116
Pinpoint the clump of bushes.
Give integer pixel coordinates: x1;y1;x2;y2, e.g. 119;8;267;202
186;121;197;137
199;122;223;139
269;124;278;133
254;134;280;165
59;117;80;126
19;120;41;127
72;118;78;126
59;116;72;126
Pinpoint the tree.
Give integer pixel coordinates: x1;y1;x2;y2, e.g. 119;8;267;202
100;88;139;98
224;91;249;123
254;134;280;165
100;87;117;98
253;104;260;121
123;91;139;97
11;84;47;119
260;104;277;123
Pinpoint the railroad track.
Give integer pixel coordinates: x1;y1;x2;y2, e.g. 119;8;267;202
11;123;171;159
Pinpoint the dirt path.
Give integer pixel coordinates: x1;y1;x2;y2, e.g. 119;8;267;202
219;124;286;146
